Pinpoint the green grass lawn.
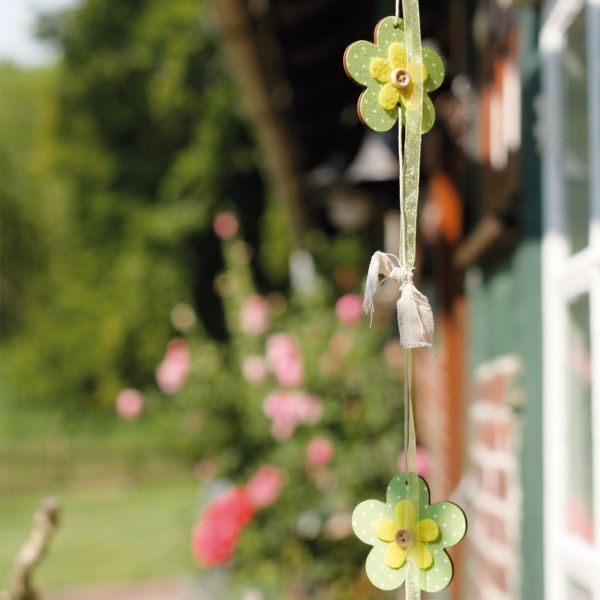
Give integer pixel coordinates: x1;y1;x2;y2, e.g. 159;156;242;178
0;398;202;592
0;478;199;591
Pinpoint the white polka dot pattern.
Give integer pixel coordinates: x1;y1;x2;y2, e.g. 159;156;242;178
343;16;445;134
351;475;467;593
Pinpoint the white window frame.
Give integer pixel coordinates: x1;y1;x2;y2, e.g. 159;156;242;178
541;0;600;598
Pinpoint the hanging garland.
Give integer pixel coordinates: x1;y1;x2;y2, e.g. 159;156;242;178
343;2;467;597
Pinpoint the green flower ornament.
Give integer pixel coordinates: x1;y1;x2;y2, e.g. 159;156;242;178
343;17;445;133
352;475;467;592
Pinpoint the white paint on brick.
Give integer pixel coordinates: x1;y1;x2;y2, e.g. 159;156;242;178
473;354;521;383
469;401;513;423
470;444;517;472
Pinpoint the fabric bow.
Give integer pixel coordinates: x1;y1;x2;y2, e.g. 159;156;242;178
363;251;434;348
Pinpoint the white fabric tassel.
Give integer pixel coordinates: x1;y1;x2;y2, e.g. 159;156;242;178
362;251;397;325
362;251;434;347
396;278;434;348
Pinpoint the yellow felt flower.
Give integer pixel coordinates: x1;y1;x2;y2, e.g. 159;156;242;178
344;17;445;133
374;500;439;569
369;42;428;112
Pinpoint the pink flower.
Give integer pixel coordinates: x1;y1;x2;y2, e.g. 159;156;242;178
191;486;255;567
246;465;284;508
263;391;296;440
115;388;144;420
213;211;239;240
396;447;429;477
239;295;270;336
263;390;322;440
292;392;322;425
266;333;304;388
156;337;191;394
274;355;303;387
241;355;268;385
335;294;364;325
306;437;334;468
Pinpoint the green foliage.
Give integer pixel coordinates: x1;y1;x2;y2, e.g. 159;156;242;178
1;0;265;411
1;1;405;597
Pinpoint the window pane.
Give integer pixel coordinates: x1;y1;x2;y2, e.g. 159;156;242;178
562;10;589;254
566;294;594;543
567;580;593;600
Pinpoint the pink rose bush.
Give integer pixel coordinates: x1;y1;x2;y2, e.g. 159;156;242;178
266;333;303;388
115;388;144;420
263;390;322;440
335;293;363;325
239;295;270;336
191;486;255;566
246;465;284;508
191;465;284;566
306;437;335;468
156;337;191;394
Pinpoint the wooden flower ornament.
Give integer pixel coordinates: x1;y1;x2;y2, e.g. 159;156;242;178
343;17;444;133
352;475;466;592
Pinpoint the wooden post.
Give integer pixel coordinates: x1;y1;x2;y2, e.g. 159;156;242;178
5;498;60;600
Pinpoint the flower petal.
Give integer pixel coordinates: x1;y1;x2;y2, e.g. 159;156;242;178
407;62;428;84
388;42;407;69
395;500;416;528
418;518;440;542
423;47;445;92
352;499;392;545
421;93;436;134
374;16;405;47
422;500;467;548
358;88;398;132
344;40;378;86
370;57;392;84
374;518;399;542
414;541;433;569
419;548;454;593
365;545;406;591
386;474;431;509
384;542;407;569
379;83;401;110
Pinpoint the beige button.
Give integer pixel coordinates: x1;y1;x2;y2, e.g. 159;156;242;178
391;68;410;89
395;528;414;547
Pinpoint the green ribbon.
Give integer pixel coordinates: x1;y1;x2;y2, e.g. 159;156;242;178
401;0;423;272
399;0;423;598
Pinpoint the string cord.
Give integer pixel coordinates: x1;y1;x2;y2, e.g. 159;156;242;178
398;111;406;270
398;110;410;476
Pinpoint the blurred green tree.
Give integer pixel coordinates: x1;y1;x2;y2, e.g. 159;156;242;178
1;0;266;412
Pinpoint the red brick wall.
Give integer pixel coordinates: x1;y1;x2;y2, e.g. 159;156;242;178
465;355;523;600
414;299;467;600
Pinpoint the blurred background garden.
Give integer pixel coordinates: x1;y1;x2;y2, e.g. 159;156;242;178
1;0;598;599
0;1;415;597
